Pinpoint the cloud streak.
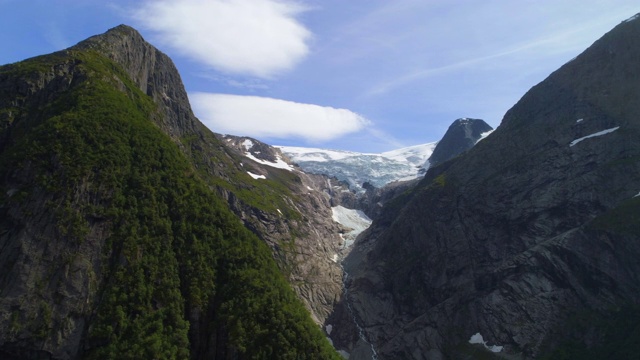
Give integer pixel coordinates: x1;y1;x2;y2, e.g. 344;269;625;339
190;93;370;142
133;0;311;78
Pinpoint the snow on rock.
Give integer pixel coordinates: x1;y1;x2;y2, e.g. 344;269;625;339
245;153;295;171
469;333;503;353
624;13;640;23
242;139;254;151
331;206;372;248
326;324;333;335
247;171;266;180
576;118;584;123
475;130;494;144
570;126;620;147
635;192;640;198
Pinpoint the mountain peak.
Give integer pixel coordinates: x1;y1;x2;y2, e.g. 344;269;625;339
427;117;493;166
74;24;198;139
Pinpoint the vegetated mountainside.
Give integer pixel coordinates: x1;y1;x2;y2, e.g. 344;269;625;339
427;118;493;167
332;14;640;359
0;25;340;359
77;24;347;327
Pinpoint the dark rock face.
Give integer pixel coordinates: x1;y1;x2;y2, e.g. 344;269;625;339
333;14;640;359
428;118;493;167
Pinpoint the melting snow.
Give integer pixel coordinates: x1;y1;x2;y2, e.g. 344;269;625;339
247;171;266;180
242;139;254;150
469;333;503;353
570;127;620;147
245;153;295;171
331;206;372;248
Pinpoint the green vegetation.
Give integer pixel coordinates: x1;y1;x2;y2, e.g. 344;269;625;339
179;129;302;219
0;48;339;359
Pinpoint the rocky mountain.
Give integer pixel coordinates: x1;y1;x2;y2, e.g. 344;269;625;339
0;25;341;359
329;14;640;359
428;118;493;167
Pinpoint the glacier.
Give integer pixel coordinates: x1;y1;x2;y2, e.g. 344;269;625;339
278;142;437;191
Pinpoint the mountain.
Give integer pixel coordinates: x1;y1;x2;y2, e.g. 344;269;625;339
278;142;437;191
428;118;493;166
0;25;340;359
330;13;640;359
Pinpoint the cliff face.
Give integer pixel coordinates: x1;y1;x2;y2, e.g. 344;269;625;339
0;25;340;359
332;15;640;359
77;25;345;325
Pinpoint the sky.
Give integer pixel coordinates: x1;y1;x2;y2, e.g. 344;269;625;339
1;0;638;153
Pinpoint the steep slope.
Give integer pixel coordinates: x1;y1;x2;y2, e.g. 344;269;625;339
427;118;493;167
335;14;640;359
0;25;340;359
75;25;346;327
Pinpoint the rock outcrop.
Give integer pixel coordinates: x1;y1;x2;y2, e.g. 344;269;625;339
331;14;640;359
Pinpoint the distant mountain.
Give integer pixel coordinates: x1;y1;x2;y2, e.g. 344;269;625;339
330;13;640;359
428;118;493;166
278;142;437;191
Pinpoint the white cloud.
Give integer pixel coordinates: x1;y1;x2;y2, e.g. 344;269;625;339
133;0;311;78
190;93;370;142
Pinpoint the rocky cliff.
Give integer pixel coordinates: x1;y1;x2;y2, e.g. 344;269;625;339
331;14;640;359
0;25;340;359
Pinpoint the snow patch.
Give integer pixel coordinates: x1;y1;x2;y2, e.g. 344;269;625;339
331;206;372;248
635;192;640;198
277;209;283;215
576;118;584;123
306;186;314;191
469;333;503;353
326;324;333;335
247;171;266;180
475;130;494;144
242;139;254;150
245;153;295;171
331;254;339;263
570;126;620;147
624;14;640;22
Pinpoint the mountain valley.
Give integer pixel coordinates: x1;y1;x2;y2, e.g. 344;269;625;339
1;12;640;360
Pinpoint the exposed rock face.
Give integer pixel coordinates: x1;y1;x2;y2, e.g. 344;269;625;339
332;14;640;359
218;135;347;323
0;25;342;359
427;118;493;167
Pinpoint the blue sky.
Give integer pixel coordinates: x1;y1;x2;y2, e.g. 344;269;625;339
1;0;638;152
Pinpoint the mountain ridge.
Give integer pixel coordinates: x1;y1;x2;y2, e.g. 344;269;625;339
329;12;640;359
